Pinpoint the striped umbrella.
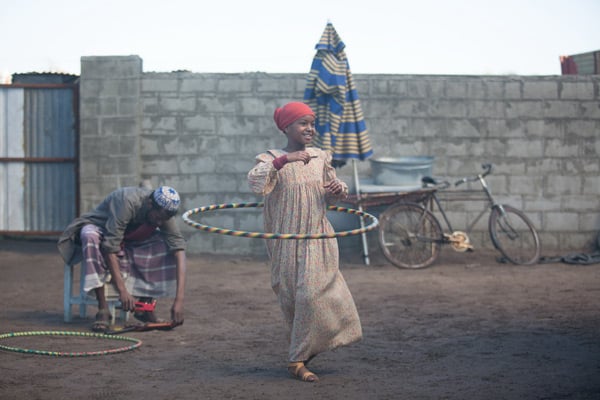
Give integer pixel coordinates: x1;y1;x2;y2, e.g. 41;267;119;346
303;22;374;264
304;22;373;167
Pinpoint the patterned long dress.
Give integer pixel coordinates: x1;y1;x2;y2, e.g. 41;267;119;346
248;147;362;362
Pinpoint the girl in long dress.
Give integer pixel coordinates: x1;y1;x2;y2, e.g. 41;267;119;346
248;102;362;382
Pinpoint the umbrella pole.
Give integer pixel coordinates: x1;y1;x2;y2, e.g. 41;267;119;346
353;160;370;265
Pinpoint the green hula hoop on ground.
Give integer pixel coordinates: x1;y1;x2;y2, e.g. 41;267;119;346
182;202;379;239
0;331;142;357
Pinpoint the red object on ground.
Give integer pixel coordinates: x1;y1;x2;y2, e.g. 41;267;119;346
134;300;157;312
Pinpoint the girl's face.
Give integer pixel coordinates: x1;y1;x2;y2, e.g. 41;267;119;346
284;115;316;146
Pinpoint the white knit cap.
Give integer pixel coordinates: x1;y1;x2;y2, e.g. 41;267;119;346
152;186;180;213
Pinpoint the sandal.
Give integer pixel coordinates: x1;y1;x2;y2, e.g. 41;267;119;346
91;309;112;333
288;361;319;383
304;354;316;366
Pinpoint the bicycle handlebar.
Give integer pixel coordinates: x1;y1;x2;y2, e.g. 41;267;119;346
481;163;492;176
454;163;493;187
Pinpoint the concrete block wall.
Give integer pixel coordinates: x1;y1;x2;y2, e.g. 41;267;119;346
79;56;600;257
357;75;600;255
79;56;143;212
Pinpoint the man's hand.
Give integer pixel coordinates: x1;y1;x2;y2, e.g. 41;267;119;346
118;291;137;311
171;298;184;325
105;252;136;310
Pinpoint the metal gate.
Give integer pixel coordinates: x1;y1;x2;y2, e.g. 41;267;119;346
0;83;79;236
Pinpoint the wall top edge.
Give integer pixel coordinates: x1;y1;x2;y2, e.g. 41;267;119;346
78;56;599;80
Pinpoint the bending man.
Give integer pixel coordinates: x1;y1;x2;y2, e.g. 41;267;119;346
58;186;186;332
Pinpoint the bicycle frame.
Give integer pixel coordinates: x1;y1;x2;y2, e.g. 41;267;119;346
429;169;500;236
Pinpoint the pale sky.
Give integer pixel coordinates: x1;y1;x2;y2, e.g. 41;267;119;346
1;0;599;83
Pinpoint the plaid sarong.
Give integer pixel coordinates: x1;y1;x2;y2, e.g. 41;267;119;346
81;224;177;298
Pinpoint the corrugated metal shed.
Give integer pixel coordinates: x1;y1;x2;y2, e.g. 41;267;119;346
0;82;79;236
560;50;600;75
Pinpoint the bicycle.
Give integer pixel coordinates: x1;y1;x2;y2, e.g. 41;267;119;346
377;163;541;269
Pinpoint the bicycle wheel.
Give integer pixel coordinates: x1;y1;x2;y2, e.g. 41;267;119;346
378;202;443;269
488;204;540;265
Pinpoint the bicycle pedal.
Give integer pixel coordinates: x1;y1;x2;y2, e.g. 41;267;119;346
448;231;473;252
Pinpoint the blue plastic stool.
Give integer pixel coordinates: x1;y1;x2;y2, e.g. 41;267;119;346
63;262;128;323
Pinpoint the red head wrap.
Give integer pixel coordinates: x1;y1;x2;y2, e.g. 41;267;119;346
273;102;315;131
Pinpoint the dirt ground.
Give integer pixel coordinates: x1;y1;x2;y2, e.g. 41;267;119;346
0;238;599;400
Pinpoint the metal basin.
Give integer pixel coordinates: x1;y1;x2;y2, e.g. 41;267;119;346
369;156;434;186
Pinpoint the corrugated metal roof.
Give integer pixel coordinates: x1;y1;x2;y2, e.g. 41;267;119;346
12;72;79;85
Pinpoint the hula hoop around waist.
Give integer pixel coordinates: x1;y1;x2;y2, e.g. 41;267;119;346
182;202;379;239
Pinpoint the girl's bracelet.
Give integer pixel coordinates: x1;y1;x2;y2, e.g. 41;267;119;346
273;155;288;170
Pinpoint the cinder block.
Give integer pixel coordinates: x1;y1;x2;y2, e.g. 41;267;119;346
565;120;598;138
544;212;579;231
142;78;178;92
560;82;595;100
505;81;522;99
160;97;195;113
183;115;216;131
142;116;177;131
547;175;582;195
217;77;253;93
508;175;543;195
256;77;296;93
523;80;558;99
583;177;600;194
180;77;219;92
447;81;467;98
525;120;563;138
506;139;544;158
579;213;600;231
100;117;138;136
545;139;579;157
466;80;487;99
81;56;142;79
543;100;581;118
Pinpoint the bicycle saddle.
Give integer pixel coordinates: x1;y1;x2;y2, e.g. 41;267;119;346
422;176;450;189
422;176;437;186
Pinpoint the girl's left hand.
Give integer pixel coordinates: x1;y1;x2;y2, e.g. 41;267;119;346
324;179;344;195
